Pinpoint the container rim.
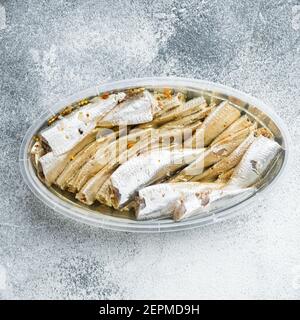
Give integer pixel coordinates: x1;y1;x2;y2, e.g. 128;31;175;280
19;77;292;233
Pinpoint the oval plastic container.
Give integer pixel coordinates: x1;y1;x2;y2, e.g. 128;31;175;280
19;77;291;232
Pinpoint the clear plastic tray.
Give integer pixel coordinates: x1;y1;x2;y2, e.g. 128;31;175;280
19;77;291;232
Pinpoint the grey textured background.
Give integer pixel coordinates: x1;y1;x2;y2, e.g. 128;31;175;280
0;0;300;299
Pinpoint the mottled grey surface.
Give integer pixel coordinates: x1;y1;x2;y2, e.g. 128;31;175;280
0;0;300;299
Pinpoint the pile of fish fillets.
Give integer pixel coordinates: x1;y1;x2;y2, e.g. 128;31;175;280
31;88;282;221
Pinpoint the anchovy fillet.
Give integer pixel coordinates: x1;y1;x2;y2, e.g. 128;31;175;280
191;132;256;182
188;101;241;148
55;131;119;189
172;126;255;181
174;188;255;221
40;93;125;156
39;129;98;185
135;182;224;220
211;115;253;145
226;136;282;188
73;128;152;192
154;96;207;125
97;90;154;127
109;148;205;208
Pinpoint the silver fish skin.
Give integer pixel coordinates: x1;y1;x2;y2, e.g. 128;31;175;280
39;152;67;186
192;132;256;182
97;90;154;127
174;188;255;221
38;129;98;185
73;128;152;192
110;148;205;208
226;136;282;189
41;93;125;156
173;125;254;180
136;182;224;220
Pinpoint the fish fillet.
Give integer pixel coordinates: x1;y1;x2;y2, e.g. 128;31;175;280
97;90;154;127
226;136;282;189
172;126;255;181
73;128;152;192
40;93;125;156
76;129;169;205
191;132;256;182
159;106;213;129
153;96;207;125
91;129;189;206
75;168;113;205
211;115;253;145
94;129;195;206
39;129;99;185
188;101;241;148
154;92;186;115
109;148;205;208
174;188;255;221
135;182;224;220
55;130;119;189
